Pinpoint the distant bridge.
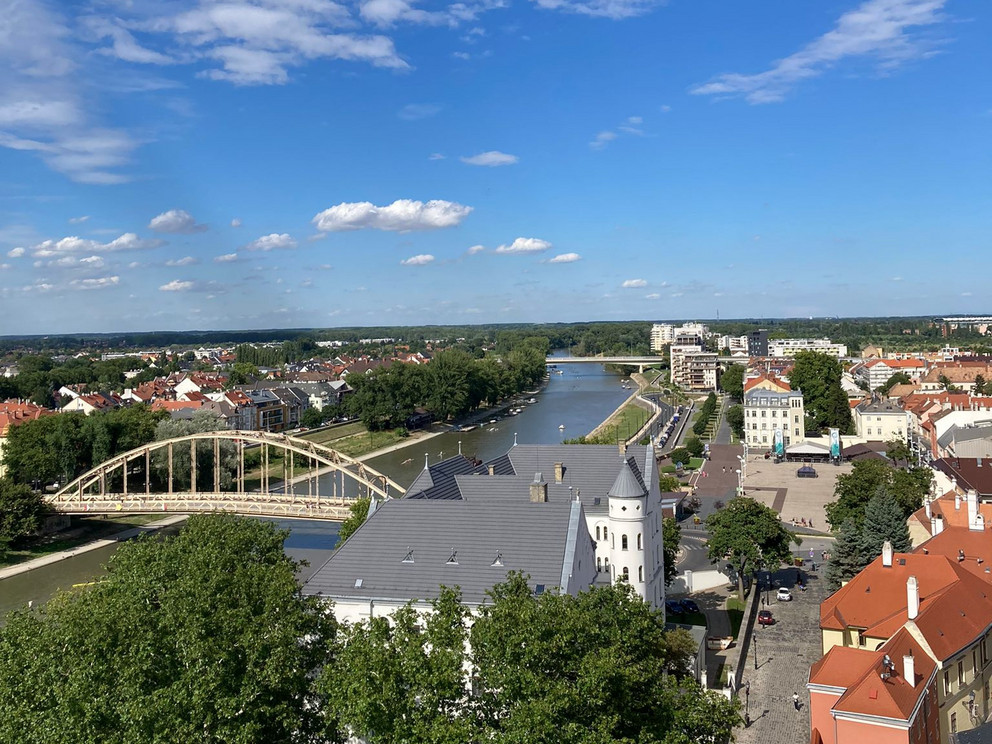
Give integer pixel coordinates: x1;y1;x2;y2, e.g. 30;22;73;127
547;356;664;373
47;430;404;522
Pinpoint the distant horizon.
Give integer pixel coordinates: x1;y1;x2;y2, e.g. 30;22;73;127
2;313;989;342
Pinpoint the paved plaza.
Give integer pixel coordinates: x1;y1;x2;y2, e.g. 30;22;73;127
741;455;853;532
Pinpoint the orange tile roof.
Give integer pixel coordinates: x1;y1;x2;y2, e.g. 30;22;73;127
151;400;203;411
829;628;935;720
0;401;53;437
744;372;791;392
865;358;926;369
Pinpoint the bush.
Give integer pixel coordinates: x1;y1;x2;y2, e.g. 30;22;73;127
669;447;691;468
685;437;704;458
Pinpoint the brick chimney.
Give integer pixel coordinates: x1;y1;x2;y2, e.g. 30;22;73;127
554;462;565;484
529;473;548;503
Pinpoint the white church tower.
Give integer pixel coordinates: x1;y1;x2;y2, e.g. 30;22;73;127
607;456;665;610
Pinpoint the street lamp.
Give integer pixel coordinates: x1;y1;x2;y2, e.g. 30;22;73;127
752;631;758;670
744;680;751;725
735;468;743;497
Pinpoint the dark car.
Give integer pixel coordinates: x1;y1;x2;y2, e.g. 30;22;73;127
679;599;700;614
757;610;774;626
665;599;684;615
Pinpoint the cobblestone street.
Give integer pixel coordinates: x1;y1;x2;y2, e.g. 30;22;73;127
733;562;833;744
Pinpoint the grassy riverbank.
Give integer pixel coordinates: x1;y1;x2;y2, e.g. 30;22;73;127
1;515;163;568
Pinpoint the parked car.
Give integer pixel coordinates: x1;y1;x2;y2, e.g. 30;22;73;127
665;599;684;615
679;599;700;613
757;610;775;626
777;587;793;602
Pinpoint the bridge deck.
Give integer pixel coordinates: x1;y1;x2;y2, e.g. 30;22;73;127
57;493;355;521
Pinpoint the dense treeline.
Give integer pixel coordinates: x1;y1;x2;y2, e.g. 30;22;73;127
234;338;320;367
0;515;740;743
0;354;157;407
346;346;547;429
3;405;167;488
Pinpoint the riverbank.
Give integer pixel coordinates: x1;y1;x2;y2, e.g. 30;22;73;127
0;515;188;582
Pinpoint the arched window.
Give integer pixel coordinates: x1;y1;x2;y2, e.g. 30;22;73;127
621;535;628;551
611;534;615;549
596;525;601;540
603;526;608;539
638;565;643;582
597;557;602;572
622;566;629;580
636;533;642;550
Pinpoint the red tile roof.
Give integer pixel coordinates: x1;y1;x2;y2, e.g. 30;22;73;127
0;401;53;437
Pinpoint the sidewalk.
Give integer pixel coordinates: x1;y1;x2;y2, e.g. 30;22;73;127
0;515;188;581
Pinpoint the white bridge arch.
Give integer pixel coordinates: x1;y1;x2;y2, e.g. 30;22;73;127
47;430;404;522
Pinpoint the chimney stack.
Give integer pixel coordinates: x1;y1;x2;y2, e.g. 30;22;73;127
955;492;961;511
488;464;495;476
934;514;945;535
903;653;915;688
907;576;919;620
970;489;981;531
529;473;548;503
554;462;565;484
882;540;893;567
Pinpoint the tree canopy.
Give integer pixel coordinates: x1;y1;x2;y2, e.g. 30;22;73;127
720;364;744;401
0;515;335;744
825;458;932;529
788;350;853;433
706;497;800;600
725;404;744;439
663;517;681;587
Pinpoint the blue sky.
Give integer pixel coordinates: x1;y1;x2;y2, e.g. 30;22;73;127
0;0;989;334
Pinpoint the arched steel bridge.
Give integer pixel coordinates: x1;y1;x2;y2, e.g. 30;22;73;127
46;430;405;522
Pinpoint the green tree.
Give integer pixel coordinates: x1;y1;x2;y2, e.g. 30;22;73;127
320;587;472;743
228;361;260;386
663;517;681;587
336;496;370;544
885;437;912;465
0;479;51;547
826;517;863;590
720;364;744;401
788;350;853;433
726;404;745;439
658;475;681;493
669;447;691;468
0;515;334;743
859;488;912;566
878;371;912;395
301;406;324;429
470;574;739;743
975;374;987;396
826;459;931;529
684;436;704;458
706;497;800;601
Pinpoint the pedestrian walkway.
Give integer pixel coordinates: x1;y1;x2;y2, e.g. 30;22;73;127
734;560;833;744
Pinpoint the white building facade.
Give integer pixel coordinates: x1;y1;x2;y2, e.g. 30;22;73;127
744;389;805;449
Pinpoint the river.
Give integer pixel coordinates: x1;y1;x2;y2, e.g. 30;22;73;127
1;360;631;616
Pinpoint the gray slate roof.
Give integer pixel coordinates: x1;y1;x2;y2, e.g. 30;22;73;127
405;444;656;515
303;498;584;605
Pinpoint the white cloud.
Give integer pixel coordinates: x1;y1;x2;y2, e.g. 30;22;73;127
149;209;208;234
166;255;199;266
151;1;409;84
85;17;174;65
214;252;239;263
466;244;486;255
589;130;617;149
399;103;441;120
548;252;581;263
35;254;106;270
531;0;663;19
495;237;552;255
68;215;89;224
28;232;163;258
690;0;948;104
7;247;25;258
400;253;435;266
70;275;120;290
159;279;195;292
0;1;144;184
660;105;672;112
622;278;647;288
231;217;242;228
244;233;297;251
645;293;661;299
460;150;518;167
312;199;472;232
360;0;503;28
428;152;446;160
